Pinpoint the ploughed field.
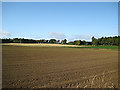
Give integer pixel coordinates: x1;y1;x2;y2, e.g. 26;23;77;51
2;45;118;88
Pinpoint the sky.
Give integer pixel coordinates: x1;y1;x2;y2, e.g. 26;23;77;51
1;2;118;41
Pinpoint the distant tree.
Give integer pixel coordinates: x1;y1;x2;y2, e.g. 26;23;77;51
2;36;119;46
2;38;13;43
36;40;41;43
92;37;98;46
74;40;78;45
68;41;74;45
56;40;60;44
49;39;56;43
61;39;67;44
46;40;49;43
39;39;45;43
13;38;20;43
77;40;81;45
82;40;87;45
118;36;120;45
115;38;118;45
87;42;92;45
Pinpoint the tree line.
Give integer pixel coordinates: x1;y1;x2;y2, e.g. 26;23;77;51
1;38;67;44
92;36;120;46
1;36;120;46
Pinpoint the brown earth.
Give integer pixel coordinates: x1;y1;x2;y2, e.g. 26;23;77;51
2;45;118;88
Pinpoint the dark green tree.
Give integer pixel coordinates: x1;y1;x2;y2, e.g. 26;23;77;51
61;39;67;44
49;39;56;43
92;36;98;46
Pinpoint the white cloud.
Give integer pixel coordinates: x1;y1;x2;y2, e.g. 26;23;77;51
68;34;101;41
73;34;92;40
68;34;94;41
48;32;65;40
28;34;41;40
0;30;11;38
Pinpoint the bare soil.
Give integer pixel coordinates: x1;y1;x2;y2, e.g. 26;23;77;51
2;45;118;88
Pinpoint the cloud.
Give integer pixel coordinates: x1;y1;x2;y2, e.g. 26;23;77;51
28;34;41;40
0;30;11;38
73;34;92;40
48;32;65;40
68;34;94;41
